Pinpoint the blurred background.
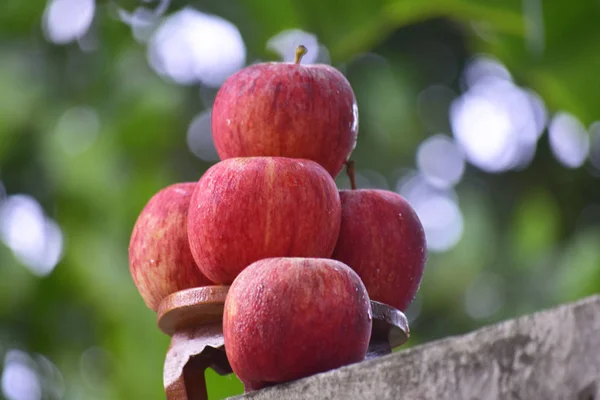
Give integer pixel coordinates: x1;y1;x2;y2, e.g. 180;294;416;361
1;0;600;398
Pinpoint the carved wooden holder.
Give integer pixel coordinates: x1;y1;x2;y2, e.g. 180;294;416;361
157;286;410;400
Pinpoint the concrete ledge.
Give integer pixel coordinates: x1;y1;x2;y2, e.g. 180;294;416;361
233;295;600;400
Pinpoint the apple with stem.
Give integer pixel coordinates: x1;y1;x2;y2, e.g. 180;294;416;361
211;45;358;178
129;183;213;312
187;157;342;284
223;257;372;390
332;161;427;311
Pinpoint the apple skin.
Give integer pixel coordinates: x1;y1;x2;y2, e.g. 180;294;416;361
332;189;427;311
187;157;342;284
223;257;372;389
128;183;214;311
211;62;358;178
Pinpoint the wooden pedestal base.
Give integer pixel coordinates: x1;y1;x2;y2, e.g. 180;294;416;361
158;286;231;400
157;286;410;400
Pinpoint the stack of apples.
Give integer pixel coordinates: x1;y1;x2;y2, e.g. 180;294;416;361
128;46;427;391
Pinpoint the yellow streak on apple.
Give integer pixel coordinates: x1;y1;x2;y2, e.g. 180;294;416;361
263;159;276;248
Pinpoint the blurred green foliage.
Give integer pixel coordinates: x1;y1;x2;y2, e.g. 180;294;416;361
1;0;599;399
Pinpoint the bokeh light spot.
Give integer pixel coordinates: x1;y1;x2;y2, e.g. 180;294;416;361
118;7;158;43
2;350;41;400
397;173;464;252
266;29;323;64
451;62;546;173
34;355;65;399
148;8;246;87
186;109;219;162
548;112;590;168
462;55;512;89
414;195;464;253
451;92;513;172
116;0;171;43
416;134;465;188
0;195;64;277
43;0;95;45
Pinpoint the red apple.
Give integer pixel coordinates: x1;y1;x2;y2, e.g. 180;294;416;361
129;183;213;311
223;257;372;389
211;46;358;178
187;157;341;284
332;189;427;311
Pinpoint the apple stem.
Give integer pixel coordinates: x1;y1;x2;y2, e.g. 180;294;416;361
294;45;307;64
346;160;357;190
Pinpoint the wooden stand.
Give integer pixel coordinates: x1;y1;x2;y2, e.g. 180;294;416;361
367;300;410;358
157;287;410;400
158;286;232;400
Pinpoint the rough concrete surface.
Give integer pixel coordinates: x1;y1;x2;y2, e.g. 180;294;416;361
232;295;600;400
